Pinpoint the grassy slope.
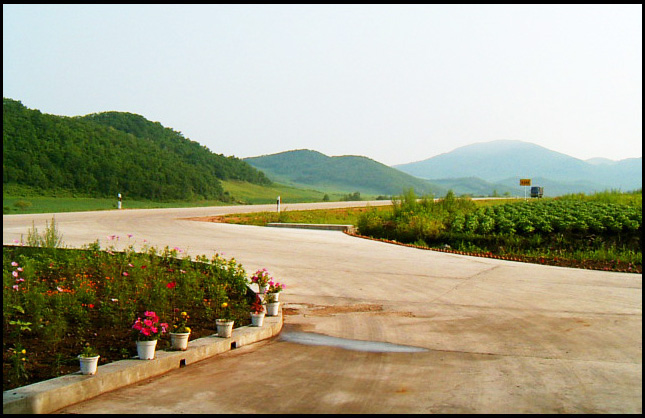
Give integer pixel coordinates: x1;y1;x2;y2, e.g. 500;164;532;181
3;180;366;214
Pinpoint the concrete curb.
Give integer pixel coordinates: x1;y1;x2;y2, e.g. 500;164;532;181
3;310;283;414
267;222;355;233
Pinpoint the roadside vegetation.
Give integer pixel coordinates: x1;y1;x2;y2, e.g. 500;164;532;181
3;220;256;391
3;183;385;214
356;189;641;273
210;205;393;226
212;189;642;272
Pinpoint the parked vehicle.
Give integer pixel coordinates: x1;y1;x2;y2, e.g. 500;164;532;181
530;186;544;198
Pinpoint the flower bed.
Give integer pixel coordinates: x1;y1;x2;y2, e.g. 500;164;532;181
3;243;256;391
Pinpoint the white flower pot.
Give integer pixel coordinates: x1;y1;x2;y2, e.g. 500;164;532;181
79;355;100;375
258;284;269;294
267;292;280;302
251;312;265;327
216;319;234;338
266;301;279;316
170;332;191;351
136;340;158;360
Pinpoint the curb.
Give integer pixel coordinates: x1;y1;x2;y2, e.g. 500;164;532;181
3;309;283;414
267;222;355;233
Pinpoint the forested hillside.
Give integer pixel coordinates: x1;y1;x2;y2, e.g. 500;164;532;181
3;98;271;201
245;149;447;196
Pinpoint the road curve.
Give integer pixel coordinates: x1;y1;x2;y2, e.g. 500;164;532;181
3;202;642;413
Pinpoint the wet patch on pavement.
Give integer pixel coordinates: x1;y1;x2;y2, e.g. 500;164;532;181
280;331;429;353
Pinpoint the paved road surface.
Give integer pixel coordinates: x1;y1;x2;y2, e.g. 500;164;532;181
3;202;642;413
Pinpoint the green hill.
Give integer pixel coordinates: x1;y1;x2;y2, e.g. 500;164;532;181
3;98;271;202
244;149;447;197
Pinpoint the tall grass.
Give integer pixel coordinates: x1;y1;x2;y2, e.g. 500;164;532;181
25;217;64;248
559;188;642;205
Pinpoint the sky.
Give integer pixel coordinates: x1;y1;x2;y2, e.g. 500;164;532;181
3;4;642;166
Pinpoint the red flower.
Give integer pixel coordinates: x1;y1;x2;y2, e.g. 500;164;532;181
166;281;176;289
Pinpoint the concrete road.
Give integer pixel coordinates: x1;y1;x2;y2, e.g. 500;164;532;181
3;202;642;413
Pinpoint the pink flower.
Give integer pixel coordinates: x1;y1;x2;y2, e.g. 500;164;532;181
143;319;153;327
12;271;19;277
123;272;129;276
150;326;158;334
11;261;18;266
12;285;19;290
166;281;176;289
142;328;151;336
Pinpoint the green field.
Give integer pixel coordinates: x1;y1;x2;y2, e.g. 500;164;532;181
2;195;233;214
3;181;349;214
214;205;393;226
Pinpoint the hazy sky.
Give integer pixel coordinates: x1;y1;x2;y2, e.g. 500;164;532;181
3;4;642;165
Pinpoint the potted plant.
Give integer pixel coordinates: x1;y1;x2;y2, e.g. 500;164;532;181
266;280;286;302
250;268;271;294
78;343;100;375
250;295;265;327
265;292;280;316
169;310;191;351
215;301;235;338
131;310;169;360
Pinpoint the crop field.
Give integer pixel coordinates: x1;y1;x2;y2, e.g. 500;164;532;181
355;191;641;273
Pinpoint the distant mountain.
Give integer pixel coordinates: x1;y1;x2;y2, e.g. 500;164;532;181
430;177;517;197
244;149;447;197
585;157;618;166
394;140;642;195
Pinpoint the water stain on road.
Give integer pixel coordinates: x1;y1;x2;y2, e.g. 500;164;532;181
280;331;429;353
